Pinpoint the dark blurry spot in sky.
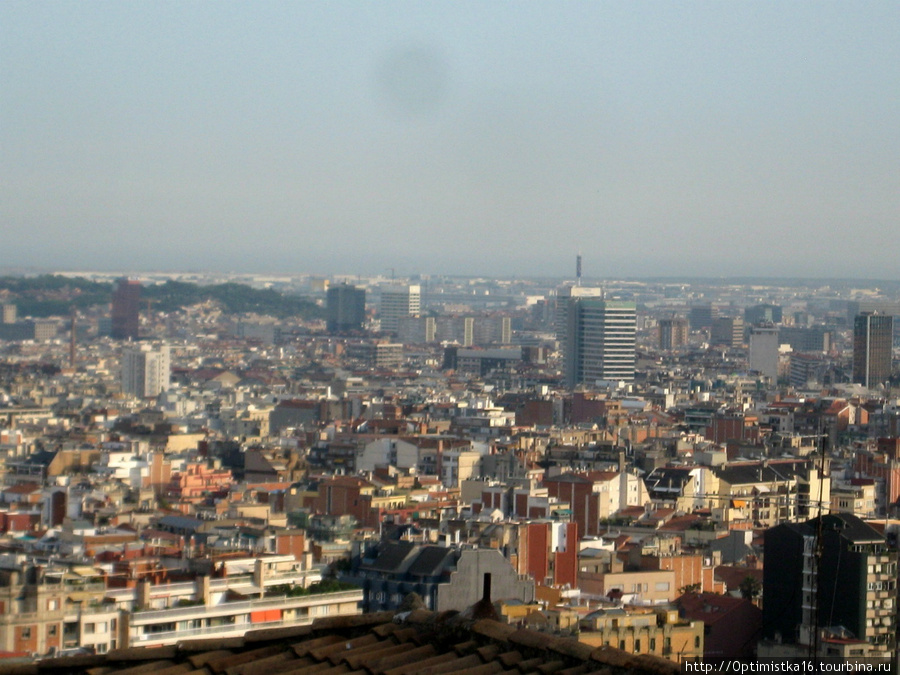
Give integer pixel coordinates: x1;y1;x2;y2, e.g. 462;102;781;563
376;44;448;117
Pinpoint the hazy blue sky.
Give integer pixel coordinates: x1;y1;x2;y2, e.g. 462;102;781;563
3;2;899;279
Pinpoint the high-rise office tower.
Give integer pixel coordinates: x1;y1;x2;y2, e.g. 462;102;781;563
379;284;420;333
555;284;604;344
564;298;636;387
121;344;170;397
658;317;689;350
749;324;779;382
326;284;366;334
111;278;141;340
853;312;893;389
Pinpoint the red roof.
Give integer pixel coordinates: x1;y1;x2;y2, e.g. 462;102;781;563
677;592;758;625
2;483;41;495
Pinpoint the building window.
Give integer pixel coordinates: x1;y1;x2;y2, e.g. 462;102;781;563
635;639;641;652
650;638;656;651
48;599;58;611
84;623;95;634
695;636;701;649
48;625;58;637
20;627;32;639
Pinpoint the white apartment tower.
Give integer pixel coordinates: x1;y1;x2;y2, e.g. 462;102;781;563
121;344;171;397
379;284;421;333
564;298;636;387
749;324;779;383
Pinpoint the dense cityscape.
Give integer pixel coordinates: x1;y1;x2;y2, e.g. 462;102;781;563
0;265;898;671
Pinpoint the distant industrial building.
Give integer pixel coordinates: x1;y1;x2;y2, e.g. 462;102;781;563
780;326;833;353
0;320;57;342
443;346;523;375
399;314;511;347
346;342;404;370
235;320;282;345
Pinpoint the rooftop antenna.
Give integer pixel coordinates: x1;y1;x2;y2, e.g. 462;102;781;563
576;253;582;287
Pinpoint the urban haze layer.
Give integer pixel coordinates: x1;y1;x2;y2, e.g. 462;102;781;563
0;266;898;666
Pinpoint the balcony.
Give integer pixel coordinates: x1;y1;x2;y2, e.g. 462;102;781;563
132;616;309;644
132;589;363;626
130;590;363;646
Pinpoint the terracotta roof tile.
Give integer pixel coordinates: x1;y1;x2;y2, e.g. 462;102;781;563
276;663;337;675
90;664;175;675
206;645;284;673
367;644;436;672
310;634;380;661
233;652;296;675
2;608;687;675
186;650;234;668
146;664;196;675
452;663;505;675
475;644;502;661
554;667;591;675
516;657;546;671
418;653;482;674
291;635;346;658
340;641;409;668
496;651;524;667
382;651;459;675
453;640;480;654
263;657;318;675
244;625;314;645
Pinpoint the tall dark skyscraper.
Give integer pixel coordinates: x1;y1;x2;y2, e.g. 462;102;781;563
111;278;141;340
763;513;896;658
853;312;893;388
326;283;366;334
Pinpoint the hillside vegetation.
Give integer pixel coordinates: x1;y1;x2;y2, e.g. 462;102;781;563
0;275;324;320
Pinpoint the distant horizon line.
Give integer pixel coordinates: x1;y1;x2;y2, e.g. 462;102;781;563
0;266;898;288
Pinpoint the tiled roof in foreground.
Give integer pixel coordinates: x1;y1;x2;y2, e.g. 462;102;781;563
0;610;680;675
